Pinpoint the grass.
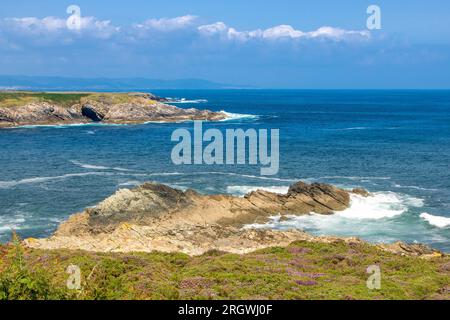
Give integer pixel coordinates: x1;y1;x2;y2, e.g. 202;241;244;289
0;92;157;108
1;238;449;300
0;92;90;108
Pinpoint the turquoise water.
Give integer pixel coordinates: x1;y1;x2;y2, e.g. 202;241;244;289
1;90;449;251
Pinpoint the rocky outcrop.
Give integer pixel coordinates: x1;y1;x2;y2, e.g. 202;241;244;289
24;181;443;258
0;92;226;127
26;181;355;254
0;102;85;127
377;241;443;258
60;181;351;234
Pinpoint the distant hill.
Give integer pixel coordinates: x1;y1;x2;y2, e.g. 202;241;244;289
0;76;239;91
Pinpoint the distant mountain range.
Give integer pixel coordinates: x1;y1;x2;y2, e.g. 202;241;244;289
0;76;243;91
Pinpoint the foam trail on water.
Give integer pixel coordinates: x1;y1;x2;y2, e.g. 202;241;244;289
0;210;32;233
318;176;391;181
0;172;116;189
393;183;439;191
420;213;450;228
70;160;133;172
192;171;296;182
118;180;142;187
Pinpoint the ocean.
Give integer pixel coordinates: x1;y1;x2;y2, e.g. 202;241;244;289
1;90;449;251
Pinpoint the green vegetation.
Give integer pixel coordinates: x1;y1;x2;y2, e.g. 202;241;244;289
0;238;449;300
0;234;70;300
0;92;156;108
0;92;90;108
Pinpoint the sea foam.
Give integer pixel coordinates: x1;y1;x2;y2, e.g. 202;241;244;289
244;192;425;234
420;213;450;228
227;185;290;196
220;111;259;121
167;98;208;104
336;192;423;220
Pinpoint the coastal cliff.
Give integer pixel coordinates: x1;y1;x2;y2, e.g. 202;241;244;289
0;92;226;127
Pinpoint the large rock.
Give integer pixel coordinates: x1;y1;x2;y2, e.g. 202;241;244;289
25;181;355;254
25;181;443;257
81;181;351;231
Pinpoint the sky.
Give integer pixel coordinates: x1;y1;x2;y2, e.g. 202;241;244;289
1;0;450;88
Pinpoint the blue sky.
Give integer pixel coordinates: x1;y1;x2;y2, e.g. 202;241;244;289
1;0;450;88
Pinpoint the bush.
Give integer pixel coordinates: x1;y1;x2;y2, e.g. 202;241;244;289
0;233;68;300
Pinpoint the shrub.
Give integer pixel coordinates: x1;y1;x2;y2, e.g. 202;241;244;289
0;233;68;300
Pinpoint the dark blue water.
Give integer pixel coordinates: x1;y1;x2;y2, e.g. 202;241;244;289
1;90;449;251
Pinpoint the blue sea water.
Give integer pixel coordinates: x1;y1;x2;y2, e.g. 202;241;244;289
1;90;450;251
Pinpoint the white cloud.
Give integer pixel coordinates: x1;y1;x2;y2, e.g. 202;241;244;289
78;17;120;39
0;14;370;45
197;22;227;35
1;16;120;39
262;25;304;39
307;26;370;40
134;15;197;31
198;22;370;41
4;17;66;33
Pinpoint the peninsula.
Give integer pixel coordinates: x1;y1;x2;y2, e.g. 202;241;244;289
0;92;226;128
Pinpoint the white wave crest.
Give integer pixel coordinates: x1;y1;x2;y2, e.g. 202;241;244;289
243;191;430;245
227;185;289;196
118;180;142;187
219;111;259;121
245;191;425;234
167;98;208;104
337;192;423;220
420;213;450;228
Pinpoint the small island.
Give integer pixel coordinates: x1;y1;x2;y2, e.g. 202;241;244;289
0;92;227;128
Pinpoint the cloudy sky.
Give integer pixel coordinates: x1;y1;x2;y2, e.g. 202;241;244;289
1;0;450;88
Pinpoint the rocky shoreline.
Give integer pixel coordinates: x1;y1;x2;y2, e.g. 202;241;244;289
24;181;444;258
0;92;226;128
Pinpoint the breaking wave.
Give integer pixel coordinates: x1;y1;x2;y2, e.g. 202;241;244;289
420;213;450;229
220;111;259;121
167;98;208;104
245;192;425;234
337;192;423;220
227;185;290;196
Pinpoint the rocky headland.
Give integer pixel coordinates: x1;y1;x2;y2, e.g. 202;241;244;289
24;181;443;258
0;92;226;128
